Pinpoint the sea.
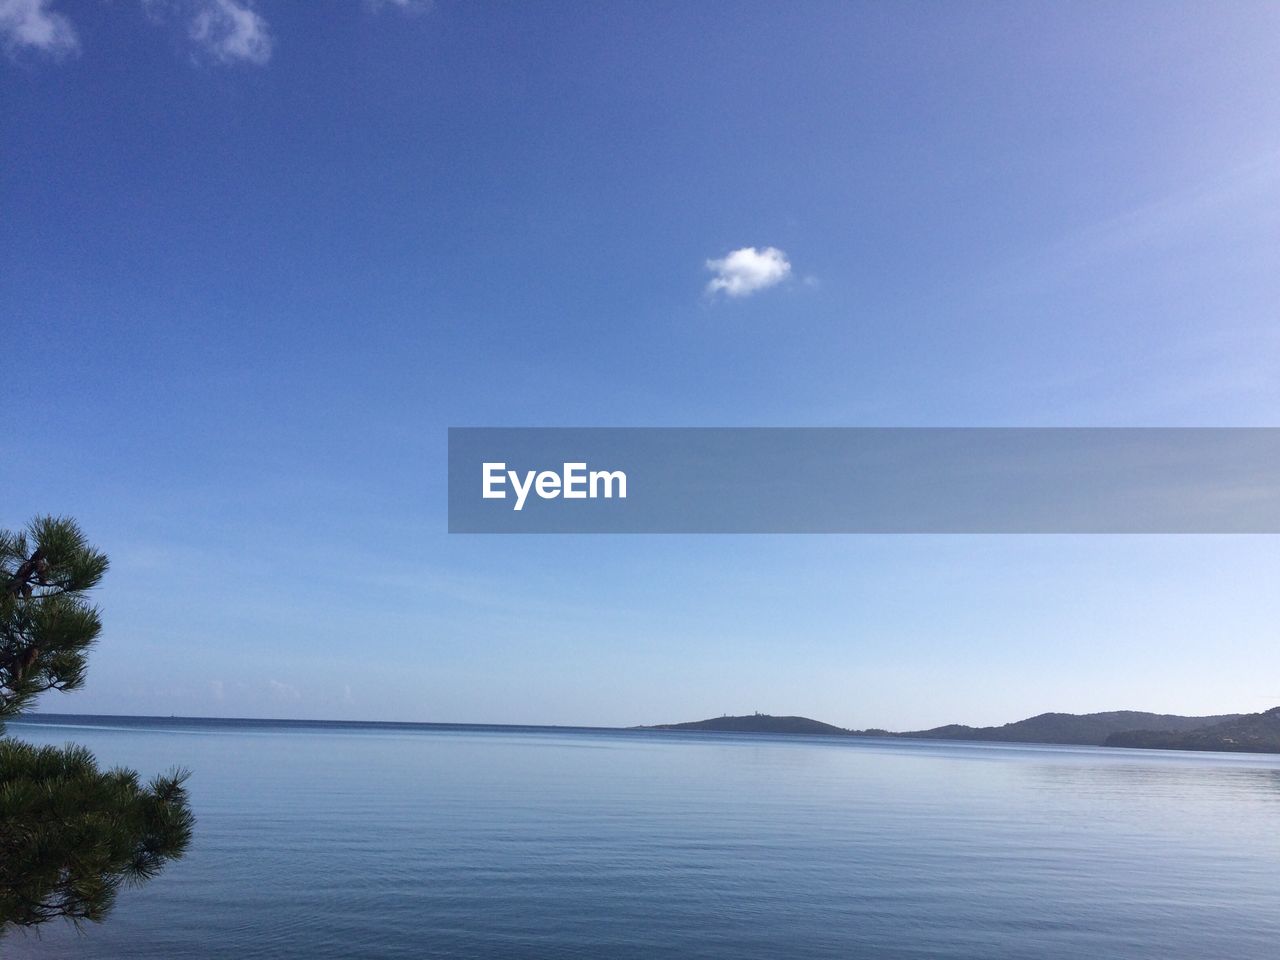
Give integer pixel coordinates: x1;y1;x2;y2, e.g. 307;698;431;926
4;714;1280;959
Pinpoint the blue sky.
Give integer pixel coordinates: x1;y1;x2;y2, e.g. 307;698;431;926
3;1;1279;728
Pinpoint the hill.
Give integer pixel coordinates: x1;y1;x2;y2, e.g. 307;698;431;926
646;709;1256;750
1105;707;1280;752
893;710;1242;747
647;714;851;735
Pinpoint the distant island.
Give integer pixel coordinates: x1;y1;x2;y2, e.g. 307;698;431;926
643;707;1280;754
648;714;851;736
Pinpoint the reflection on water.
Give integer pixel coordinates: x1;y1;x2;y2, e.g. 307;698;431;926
1028;751;1280;797
5;717;1280;960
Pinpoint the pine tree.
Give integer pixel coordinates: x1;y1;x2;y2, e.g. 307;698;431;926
1;516;194;929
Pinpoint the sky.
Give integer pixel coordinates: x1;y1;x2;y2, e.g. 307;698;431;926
3;0;1279;729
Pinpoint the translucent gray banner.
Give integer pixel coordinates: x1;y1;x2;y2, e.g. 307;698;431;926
447;428;1280;533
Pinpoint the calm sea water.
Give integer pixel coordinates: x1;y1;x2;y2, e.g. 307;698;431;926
5;715;1280;959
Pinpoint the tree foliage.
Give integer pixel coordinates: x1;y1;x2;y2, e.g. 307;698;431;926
1;515;109;723
1;516;194;930
0;740;194;927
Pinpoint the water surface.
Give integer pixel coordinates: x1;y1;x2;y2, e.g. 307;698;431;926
6;715;1279;959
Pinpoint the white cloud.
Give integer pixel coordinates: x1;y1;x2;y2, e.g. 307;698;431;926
188;0;271;65
0;0;78;57
705;246;793;298
4;0;418;68
367;0;433;12
268;678;301;703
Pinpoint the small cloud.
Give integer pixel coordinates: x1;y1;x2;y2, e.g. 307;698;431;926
209;679;225;701
268;678;301;703
366;0;433;12
0;0;78;58
342;684;354;705
705;246;792;298
141;1;272;67
188;0;271;65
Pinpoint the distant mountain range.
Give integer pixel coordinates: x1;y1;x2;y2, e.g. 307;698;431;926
645;707;1280;753
890;710;1243;746
1105;707;1280;752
